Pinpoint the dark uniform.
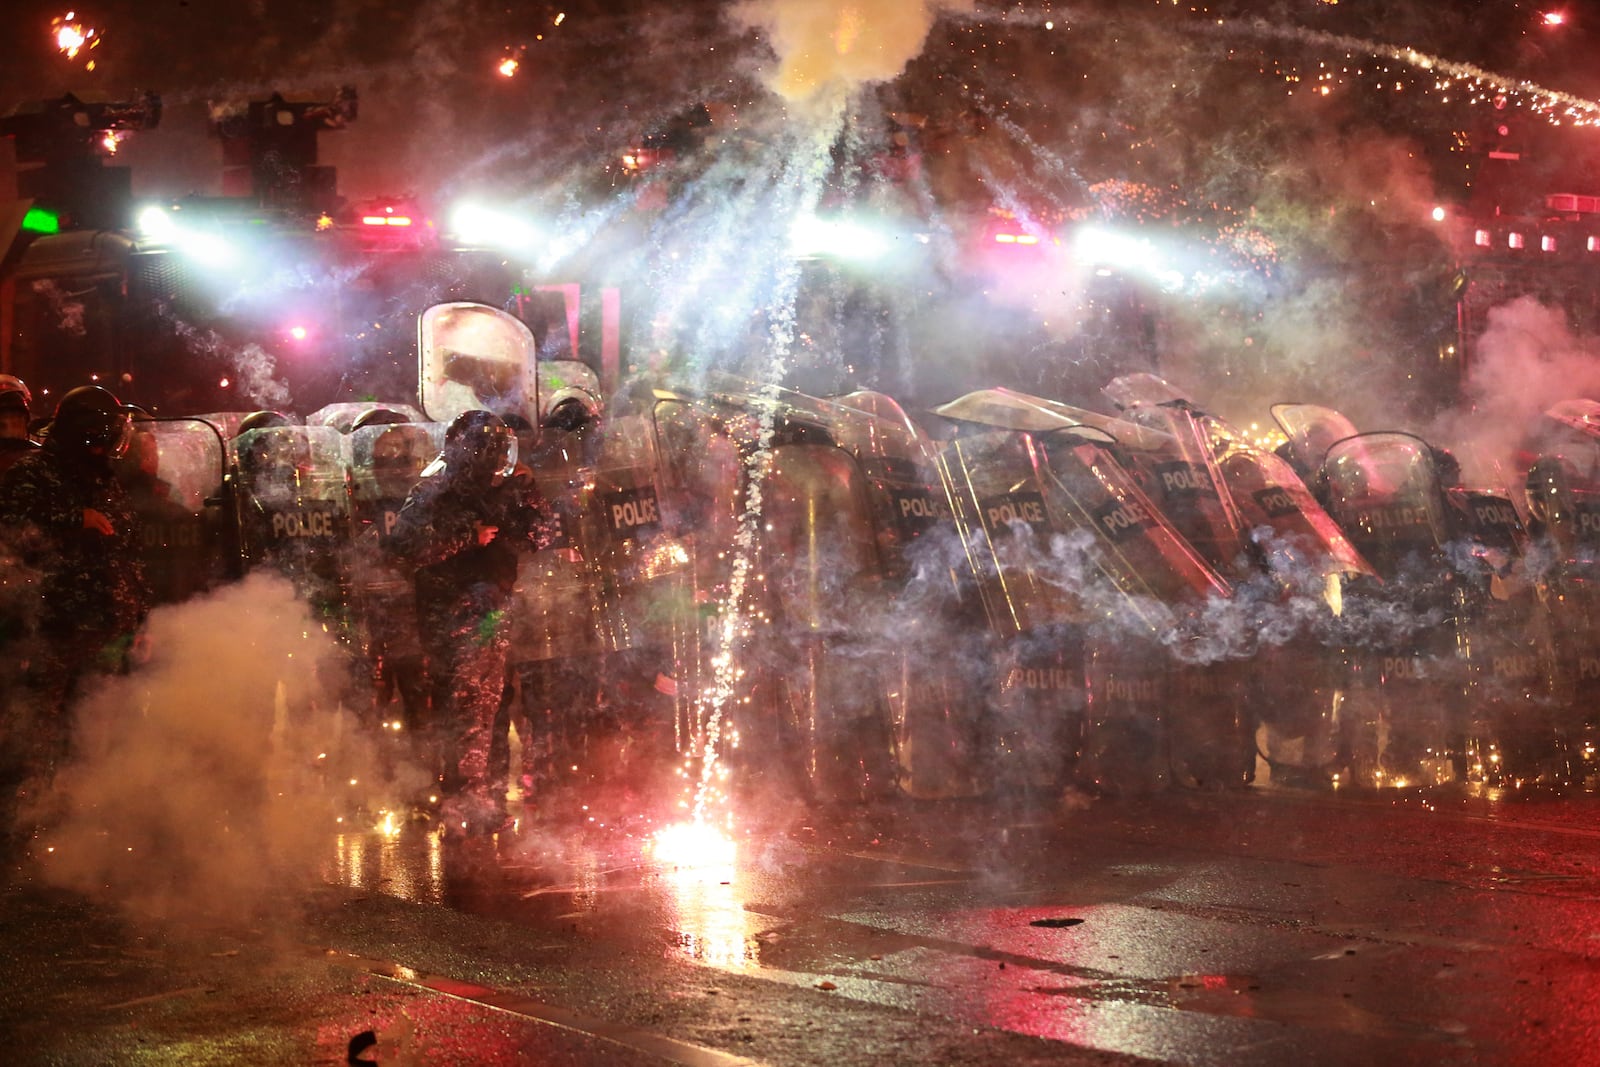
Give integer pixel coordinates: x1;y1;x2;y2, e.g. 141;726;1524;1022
384;411;549;835
0;387;148;830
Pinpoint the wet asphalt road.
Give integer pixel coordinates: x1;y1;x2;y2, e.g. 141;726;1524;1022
5;776;1600;1066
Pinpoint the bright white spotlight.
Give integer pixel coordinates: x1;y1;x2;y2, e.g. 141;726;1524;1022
1074;226;1161;274
790;215;890;260
449;202;543;251
182;230;237;267
136;206;176;241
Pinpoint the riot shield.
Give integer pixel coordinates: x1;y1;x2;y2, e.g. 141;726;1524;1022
1270;403;1361;480
1202;418;1374;786
508;422;613;664
825;391;985;800
586;396;731;787
114;418;233;605
1103;396;1246;581
755;440;898;802
1514;402;1600;778
933;387;1175;452
938;421;1229;794
1440;485;1566;789
341;421;443;766
1033;430;1242;792
232;425;355;635
1319;432;1465;789
419;302;539;428
346;423;443;634
494;420;627;797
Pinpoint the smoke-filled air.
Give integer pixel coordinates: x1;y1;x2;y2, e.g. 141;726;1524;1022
7;6;1600;1040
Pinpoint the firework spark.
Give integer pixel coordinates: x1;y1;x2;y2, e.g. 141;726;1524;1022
51;11;100;66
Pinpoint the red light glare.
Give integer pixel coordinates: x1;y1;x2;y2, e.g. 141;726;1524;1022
288;325;309;341
361;215;413;227
1543;12;1566;26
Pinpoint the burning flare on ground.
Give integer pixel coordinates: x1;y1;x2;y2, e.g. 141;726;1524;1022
648;820;737;877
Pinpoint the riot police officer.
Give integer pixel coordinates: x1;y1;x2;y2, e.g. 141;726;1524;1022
0;386;149;830
0;375;39;476
384;411;550;836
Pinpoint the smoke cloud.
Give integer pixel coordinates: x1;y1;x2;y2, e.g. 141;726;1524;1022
28;572;399;925
733;0;975;103
1429;295;1600;488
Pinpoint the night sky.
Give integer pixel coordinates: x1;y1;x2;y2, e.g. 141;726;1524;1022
5;0;1600;427
5;1;1598;202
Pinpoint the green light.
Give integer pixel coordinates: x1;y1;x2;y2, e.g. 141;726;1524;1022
22;207;61;235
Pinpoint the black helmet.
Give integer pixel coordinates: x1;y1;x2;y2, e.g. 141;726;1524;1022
351;407;411;431
434;409;514;484
1431;446;1462;486
237;410;295;434
50;385;136;459
0;375;30;416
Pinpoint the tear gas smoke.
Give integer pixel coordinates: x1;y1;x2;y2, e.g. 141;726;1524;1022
161;313;294;411
1428;295;1600;490
28;572;413;925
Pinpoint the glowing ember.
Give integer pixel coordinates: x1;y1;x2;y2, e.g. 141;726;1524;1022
51;12;98;61
99;130;121;155
497;44;528;78
649;821;736;871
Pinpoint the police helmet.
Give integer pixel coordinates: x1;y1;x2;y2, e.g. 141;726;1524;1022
1431;446;1462;487
430;409;515;482
50;385;137;459
350;407;411;431
0;375;31;416
237;410;295;434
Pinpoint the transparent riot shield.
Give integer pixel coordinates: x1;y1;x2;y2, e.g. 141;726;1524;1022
1516;402;1600;780
419;302;540;428
490;420;629;799
344;421;444;739
1271;403;1361;481
1103;397;1246;582
233;425;356;637
939;423;1230;795
114;418;234;606
757;440;896;803
1440;485;1566;789
1204;420;1375;786
1319;432;1466;789
508;422;612;664
586;395;739;799
826;391;985;800
1034;429;1241;793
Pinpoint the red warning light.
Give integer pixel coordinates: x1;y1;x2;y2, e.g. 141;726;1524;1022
349;198;434;248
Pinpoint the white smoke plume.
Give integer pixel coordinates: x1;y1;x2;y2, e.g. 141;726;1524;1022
29;572;397;925
1429;295;1600;489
